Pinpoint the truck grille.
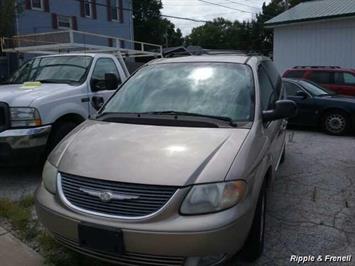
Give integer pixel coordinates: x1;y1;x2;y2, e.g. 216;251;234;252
60;173;178;218
54;233;185;266
0;102;10;133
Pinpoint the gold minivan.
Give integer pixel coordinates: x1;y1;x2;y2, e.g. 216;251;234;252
35;54;296;266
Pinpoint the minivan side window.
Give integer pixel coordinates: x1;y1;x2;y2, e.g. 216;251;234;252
258;66;277;111
308;71;331;84
92;58;121;90
262;61;282;99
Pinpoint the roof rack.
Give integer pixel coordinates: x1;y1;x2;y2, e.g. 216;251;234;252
293;66;341;69
0;30;163;58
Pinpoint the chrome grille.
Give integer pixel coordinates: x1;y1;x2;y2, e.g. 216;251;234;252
60;173;178;218
54;233;185;266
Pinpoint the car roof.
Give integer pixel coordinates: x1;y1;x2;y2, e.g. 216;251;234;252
147;55;267;65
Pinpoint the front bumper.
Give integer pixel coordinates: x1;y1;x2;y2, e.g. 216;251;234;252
0;125;51;165
35;184;255;266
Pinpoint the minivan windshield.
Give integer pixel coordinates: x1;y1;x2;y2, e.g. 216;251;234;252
102;63;254;122
8;56;92;85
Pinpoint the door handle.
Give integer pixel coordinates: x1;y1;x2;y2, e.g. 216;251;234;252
91;96;105;111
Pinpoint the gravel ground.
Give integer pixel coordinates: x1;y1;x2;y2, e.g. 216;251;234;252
0;129;354;266
0;167;41;200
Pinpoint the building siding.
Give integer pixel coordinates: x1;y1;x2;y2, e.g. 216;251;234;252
17;0;133;39
273;17;355;74
1;0;133;79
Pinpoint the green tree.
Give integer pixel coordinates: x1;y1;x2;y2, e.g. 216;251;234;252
185;18;237;49
186;0;311;54
133;0;183;47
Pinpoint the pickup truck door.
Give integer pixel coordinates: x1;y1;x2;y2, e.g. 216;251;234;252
88;57;124;115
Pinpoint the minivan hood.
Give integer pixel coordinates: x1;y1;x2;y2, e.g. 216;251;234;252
53;120;249;186
0;83;74;106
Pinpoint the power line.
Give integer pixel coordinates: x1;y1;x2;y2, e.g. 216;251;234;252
198;0;257;14
224;0;260;9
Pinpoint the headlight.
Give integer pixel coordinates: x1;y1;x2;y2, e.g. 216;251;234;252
42;161;58;194
10;107;42;128
180;180;247;215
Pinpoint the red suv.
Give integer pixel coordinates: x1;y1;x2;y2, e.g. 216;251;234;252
283;66;355;96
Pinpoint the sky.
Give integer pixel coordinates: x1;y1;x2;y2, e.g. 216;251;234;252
161;0;272;36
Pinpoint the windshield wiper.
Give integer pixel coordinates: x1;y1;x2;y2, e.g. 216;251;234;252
140;111;238;127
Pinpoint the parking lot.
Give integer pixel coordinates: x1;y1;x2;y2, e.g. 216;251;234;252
1;129;354;265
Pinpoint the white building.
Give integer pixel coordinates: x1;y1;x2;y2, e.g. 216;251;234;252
265;0;355;74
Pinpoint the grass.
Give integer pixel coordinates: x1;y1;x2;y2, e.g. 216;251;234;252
0;196;111;266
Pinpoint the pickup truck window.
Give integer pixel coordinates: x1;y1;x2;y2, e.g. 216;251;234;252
8;56;92;85
102;63;254;122
91;58;121;90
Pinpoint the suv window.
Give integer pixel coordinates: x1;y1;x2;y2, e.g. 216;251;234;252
284;70;305;79
92;58;121;90
258;66;277;111
308;71;332;84
343;72;355;85
283;81;300;97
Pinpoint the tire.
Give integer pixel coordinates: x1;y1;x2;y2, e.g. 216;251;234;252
47;121;78;154
241;182;267;262
322;111;349;136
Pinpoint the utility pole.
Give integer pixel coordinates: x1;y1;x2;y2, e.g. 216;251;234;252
285;0;289;10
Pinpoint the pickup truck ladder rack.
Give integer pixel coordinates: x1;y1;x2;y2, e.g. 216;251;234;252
0;30;162;58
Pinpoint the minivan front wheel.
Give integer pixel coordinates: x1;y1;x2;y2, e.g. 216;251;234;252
241;183;266;262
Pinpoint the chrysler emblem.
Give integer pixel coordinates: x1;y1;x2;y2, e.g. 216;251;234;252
99;191;113;202
79;188;140;202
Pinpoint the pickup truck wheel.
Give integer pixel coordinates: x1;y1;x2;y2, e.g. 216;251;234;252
322;111;349;135
47;122;78;154
240;182;267;262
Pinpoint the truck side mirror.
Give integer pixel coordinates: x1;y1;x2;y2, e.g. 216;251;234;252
105;73;119;91
262;100;297;122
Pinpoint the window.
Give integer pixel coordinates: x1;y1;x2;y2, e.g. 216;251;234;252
283;81;301;97
84;1;92;17
262;61;282;99
284;70;305;79
258;66;277;111
92;58;120;90
31;0;43;9
308;71;331;84
58;16;72;29
103;63;254;121
111;0;120;21
343;73;355;85
8;56;92;85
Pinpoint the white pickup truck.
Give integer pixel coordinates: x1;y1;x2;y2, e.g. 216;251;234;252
0;53;130;165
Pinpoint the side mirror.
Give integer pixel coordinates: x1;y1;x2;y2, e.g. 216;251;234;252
105;73;119;91
262;100;297;122
296;90;308;99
